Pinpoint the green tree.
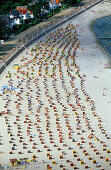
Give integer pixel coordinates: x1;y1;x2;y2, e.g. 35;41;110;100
33;1;41;19
0;19;12;39
31;0;49;19
2;26;12;38
0;1;13;14
62;0;79;6
0;20;5;39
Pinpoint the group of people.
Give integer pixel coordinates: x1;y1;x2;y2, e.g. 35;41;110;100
0;23;111;169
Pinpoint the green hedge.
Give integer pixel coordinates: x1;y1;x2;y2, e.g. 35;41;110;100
14;24;30;35
30;20;38;26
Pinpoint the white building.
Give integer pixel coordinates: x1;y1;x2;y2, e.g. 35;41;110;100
9;10;21;27
29;11;34;19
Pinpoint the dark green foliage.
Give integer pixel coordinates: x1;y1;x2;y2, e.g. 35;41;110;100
28;0;49;19
14;24;30;35
62;0;81;6
0;20;12;39
30;20;38;26
33;1;41;19
47;13;53;18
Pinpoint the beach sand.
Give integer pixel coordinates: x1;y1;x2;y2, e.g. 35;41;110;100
0;0;111;170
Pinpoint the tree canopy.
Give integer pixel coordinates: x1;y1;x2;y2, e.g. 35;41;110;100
62;0;81;5
28;0;49;19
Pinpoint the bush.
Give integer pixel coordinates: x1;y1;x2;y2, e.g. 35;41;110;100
20;24;30;32
47;13;53;18
30;20;38;26
55;8;60;13
14;24;30;35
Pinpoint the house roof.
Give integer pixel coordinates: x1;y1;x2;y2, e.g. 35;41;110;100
10;159;18;162
19;10;27;15
16;6;33;16
0;15;10;24
16;6;29;15
11;9;21;18
16;6;27;11
51;0;63;4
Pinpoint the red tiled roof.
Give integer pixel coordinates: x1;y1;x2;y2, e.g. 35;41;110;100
51;0;62;4
16;6;32;15
20;10;27;14
10;159;18;162
16;6;28;14
16;6;27;11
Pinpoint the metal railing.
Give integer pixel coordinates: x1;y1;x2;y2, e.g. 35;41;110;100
0;0;104;74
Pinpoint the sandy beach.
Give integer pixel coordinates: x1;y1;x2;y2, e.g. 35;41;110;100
0;0;111;169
